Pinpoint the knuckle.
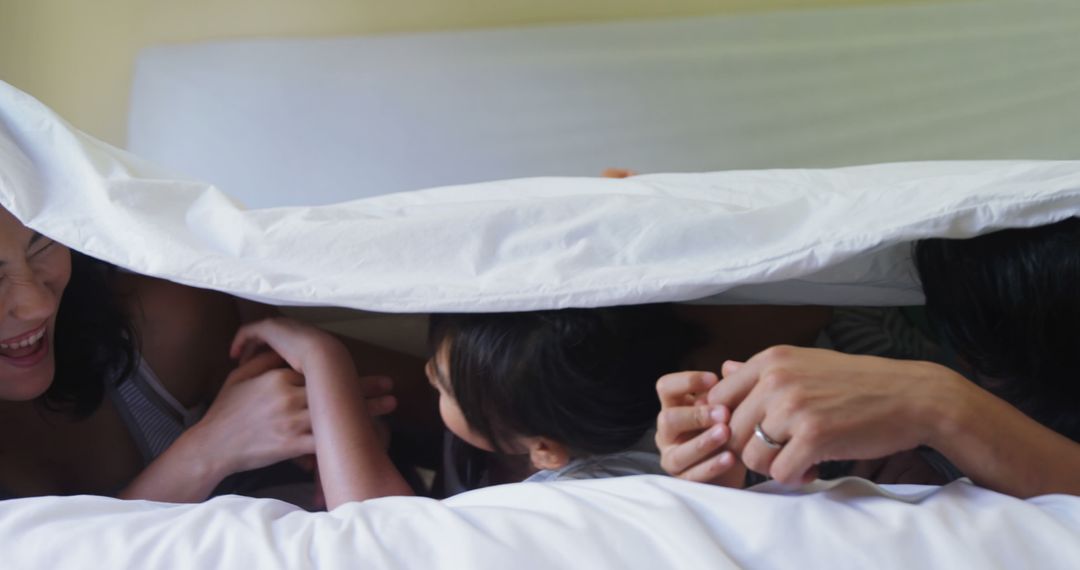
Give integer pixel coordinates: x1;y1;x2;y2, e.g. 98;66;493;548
697;431;716;451
705;457;728;478
652;449;678;472
760;368;794;391
269;369;301;385
743;453;767;475
262;369;287;383
696;406;712;429
656;455;673;475
656;410;676;435
797;417;827;445
265;316;289;328
760;345;794;362
656;372;683;396
658;371;704;397
276;417;306;437
776;393;803;418
285;393;306;410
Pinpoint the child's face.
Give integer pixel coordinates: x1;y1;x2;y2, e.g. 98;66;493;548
425;343;496;452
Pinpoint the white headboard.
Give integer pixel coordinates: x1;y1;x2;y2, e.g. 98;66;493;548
128;1;1080;208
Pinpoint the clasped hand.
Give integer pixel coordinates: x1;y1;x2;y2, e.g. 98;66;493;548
657;346;948;486
187;318;396;479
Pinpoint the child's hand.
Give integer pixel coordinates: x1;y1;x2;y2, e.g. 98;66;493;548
231;317;398;419
656;370;745;487
231;317;348;374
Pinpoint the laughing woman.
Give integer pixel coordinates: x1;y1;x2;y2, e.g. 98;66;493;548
0;205;420;502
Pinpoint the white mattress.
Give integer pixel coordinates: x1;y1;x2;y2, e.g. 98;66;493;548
2;477;1078;570
128;0;1080;209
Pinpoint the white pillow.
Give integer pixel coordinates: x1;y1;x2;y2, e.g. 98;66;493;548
2;80;1079;311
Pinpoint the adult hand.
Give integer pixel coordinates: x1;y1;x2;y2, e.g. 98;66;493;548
707;346;956;486
188;345;397;479
186;350;316;476
232;317;398;416
122;323;399;503
655;371;744;486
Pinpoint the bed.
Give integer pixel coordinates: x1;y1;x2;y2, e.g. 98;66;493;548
2;1;1080;568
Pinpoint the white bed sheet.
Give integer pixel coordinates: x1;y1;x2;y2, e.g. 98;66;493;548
2;477;1078;570
3;81;1079;311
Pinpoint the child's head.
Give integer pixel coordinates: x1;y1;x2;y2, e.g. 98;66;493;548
427;304;701;471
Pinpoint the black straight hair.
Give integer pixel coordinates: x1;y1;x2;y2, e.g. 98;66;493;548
914;216;1080;441
429;304;703;456
42;251;139;418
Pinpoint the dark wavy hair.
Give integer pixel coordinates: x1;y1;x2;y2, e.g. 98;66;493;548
429;304;703;456
41;250;139;418
914;217;1080;441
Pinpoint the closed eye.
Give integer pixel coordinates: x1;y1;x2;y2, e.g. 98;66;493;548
28;233;56;257
30;240;55;256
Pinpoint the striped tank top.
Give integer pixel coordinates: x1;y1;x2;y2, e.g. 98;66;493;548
106;357;205;464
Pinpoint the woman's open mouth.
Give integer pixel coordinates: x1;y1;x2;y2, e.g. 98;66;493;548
0;325;49;367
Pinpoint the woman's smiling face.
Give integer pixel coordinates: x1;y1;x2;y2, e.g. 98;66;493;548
0;207;71;401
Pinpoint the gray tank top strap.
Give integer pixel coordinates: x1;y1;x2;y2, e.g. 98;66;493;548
106;357;205;465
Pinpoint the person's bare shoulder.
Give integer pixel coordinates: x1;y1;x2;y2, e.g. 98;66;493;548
114;273;245;407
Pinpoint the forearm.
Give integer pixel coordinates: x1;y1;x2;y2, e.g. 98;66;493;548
920;366;1080;497
337;335;441;469
117;428;229;502
307;349;413;508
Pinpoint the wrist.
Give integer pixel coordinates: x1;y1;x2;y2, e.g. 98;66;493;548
911;362;977;451
173;423;234;483
304;339;356;379
120;424;234;502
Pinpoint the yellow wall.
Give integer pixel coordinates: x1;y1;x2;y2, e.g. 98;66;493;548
0;0;942;146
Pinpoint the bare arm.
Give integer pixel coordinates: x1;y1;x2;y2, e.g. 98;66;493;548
923;372;1080;497
706;347;1080;497
117;284;409;502
304;343;414;507
117;430;234;502
232;318;413;508
118;352;316;502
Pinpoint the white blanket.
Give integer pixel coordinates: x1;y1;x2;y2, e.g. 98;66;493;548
2;81;1079;311
2;477;1078;570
